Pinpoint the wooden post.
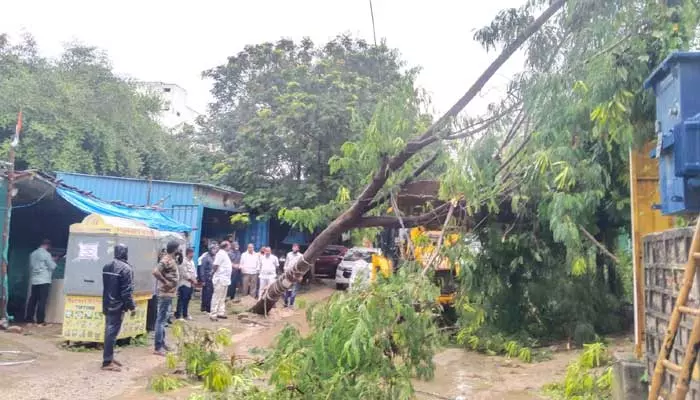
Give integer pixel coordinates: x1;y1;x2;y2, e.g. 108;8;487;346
629;143;674;359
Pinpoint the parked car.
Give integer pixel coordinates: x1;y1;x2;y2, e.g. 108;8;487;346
312;245;347;276
335;247;383;290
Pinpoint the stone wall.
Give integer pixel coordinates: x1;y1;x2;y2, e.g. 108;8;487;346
644;227;700;399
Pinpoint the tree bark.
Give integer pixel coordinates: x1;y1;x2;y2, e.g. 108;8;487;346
249;0;567;315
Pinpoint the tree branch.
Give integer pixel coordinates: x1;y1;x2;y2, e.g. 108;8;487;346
417;0;566;142
352;203;452;229
443;102;522;141
367;152;440;211
423;200;457;276
390;192;416;257
579;225;620;264
495;125;534;177
495;109;526;159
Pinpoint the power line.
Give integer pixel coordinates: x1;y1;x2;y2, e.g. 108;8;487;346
369;0;377;46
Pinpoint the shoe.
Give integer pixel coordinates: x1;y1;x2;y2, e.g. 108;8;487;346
176;318;185;322
153;350;167;357
186;316;193;321
209;316;218;322
101;362;121;372
217;315;228;319
112;359;123;367
163;344;173;352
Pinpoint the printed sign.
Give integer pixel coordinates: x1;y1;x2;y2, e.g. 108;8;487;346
75;242;99;261
62;295;149;343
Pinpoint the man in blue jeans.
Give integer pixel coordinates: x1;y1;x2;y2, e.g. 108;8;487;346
283;244;303;308
101;244;135;371
175;248;197;320
152;241;180;356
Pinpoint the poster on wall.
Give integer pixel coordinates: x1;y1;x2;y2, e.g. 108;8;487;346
61;295;149;343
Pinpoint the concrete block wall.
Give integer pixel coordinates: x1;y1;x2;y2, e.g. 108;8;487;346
644;227;700;399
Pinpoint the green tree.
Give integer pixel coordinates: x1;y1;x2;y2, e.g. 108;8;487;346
443;0;700;340
0;34;199;180
250;0;566;315
202;35;416;214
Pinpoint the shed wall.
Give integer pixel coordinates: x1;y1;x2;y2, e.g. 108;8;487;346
644;227;700;399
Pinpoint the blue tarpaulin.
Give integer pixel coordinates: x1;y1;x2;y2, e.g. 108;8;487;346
56;188;192;233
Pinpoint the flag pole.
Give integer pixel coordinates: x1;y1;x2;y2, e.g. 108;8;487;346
0;110;20;325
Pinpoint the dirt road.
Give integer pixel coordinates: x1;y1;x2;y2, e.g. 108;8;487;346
0;281;633;400
0;282;334;400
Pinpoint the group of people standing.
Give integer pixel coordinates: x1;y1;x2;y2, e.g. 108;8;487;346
101;240;195;370
98;238;305;372
197;241;304;321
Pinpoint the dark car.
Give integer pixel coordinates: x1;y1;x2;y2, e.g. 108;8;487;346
301;245;347;282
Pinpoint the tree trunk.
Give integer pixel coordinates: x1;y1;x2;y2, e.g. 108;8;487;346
249;0;567;315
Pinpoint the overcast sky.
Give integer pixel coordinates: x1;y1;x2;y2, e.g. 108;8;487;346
2;0;525;117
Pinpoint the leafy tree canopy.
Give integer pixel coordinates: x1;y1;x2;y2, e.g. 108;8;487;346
254;0;700;343
443;0;700;339
0;33;200;180
202;35;422;215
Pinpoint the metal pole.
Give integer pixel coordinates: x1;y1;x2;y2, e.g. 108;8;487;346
0;124;16;322
629;146;643;359
146;175;152;205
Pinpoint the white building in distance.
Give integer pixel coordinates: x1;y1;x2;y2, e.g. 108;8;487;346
139;81;201;132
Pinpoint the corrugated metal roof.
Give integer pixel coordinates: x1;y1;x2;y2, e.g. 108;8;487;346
57;172;243;195
11;170;173;211
55;172;243;209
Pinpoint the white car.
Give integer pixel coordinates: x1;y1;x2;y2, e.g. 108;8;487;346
335;247;382;290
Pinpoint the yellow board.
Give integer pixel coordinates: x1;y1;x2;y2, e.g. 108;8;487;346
629;142;674;358
62;294;149;343
70;213;156;238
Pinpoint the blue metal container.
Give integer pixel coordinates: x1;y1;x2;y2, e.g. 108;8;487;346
644;51;700;214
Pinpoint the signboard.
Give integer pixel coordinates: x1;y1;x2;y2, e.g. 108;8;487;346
61;294;149;343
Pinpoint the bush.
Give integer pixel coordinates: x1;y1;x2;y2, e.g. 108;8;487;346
154;322;263;396
543;342;613;399
262;263;440;399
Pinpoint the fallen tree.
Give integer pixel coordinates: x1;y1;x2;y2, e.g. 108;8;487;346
250;0;566;315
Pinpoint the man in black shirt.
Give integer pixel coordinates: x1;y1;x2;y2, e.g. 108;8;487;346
101;244;135;371
227;242;242;300
198;243;218;313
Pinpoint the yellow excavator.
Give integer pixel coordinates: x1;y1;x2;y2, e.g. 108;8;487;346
366;227;460;322
406;227;461;319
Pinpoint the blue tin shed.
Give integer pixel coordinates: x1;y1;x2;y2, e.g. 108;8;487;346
55;172;268;257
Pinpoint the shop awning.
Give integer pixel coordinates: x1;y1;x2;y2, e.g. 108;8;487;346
56;188;191;233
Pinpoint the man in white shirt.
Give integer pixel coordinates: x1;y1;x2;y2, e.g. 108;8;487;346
258;247;279;300
210;241;233;321
283;244;303;307
239;243;260;298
